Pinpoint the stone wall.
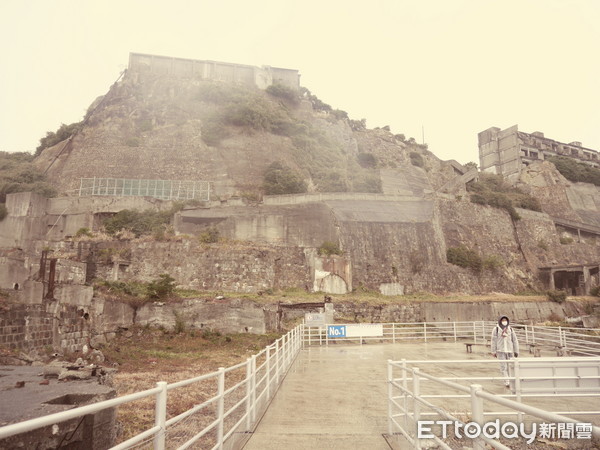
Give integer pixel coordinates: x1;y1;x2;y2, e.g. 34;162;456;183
0;303;90;354
318;300;585;325
107;241;311;293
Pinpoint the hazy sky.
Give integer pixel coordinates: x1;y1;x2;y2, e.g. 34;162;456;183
1;0;598;165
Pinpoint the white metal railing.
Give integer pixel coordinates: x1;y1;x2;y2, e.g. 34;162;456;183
303;321;600;356
0;325;304;449
387;358;600;449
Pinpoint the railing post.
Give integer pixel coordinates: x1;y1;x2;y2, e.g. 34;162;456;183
413;368;421;449
423;323;427;343
558;326;563;348
453;322;457;342
387;360;393;436
245;358;252;429
276;339;281;385
392;323;396;344
266;346;271;399
217;367;225;449
513;359;522;422
402;359;408;430
470;384;485;450
251;355;257;422
154;381;167;450
525;325;529;345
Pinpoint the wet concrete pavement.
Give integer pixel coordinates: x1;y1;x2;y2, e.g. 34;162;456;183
241;341;599;450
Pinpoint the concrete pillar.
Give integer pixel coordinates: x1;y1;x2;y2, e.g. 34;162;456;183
583;266;591;295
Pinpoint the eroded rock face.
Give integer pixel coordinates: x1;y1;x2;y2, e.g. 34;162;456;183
519;161;600;226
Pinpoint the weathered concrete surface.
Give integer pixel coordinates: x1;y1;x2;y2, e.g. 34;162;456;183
242;342;600;450
0;365;116;449
136;298;268;334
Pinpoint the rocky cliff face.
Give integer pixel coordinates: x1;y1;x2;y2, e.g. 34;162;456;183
14;67;600;297
34;71;452;200
518;161;600;226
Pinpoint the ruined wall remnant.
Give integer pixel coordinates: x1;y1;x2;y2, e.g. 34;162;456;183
0;303;91;354
128;52;300;90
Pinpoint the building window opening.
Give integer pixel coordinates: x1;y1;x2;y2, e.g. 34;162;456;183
553;271;583;296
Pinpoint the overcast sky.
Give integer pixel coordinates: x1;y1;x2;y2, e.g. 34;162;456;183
1;0;598;165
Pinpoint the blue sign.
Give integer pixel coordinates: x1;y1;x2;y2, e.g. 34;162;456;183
328;325;346;338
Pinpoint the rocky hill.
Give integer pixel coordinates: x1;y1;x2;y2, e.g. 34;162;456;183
1;57;597;301
33;69;458;200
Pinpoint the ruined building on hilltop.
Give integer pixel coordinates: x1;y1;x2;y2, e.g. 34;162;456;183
128;52;300;90
478;125;600;181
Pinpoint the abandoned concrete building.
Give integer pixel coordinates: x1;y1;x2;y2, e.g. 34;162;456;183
128;52;300;90
478;125;600;181
539;263;600;296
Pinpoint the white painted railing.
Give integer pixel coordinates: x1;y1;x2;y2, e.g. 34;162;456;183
387;358;600;449
0;325;304;450
2;320;599;449
303;321;600;356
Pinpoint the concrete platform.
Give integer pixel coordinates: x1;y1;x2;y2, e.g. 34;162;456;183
241;341;487;449
241;341;600;450
0;365;115;426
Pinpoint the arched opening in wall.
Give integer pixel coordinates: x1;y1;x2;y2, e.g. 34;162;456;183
316;274;348;295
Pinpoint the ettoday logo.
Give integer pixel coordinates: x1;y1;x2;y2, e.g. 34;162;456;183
417;420;593;444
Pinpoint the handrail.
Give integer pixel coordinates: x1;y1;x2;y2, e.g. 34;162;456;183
0;324;304;449
388;356;600;448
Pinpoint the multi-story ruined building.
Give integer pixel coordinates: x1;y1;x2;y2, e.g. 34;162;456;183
128;52;300;90
478;125;600;180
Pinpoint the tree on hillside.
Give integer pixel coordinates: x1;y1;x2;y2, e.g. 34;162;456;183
0;152;56;202
263;162;307;195
35;121;82;156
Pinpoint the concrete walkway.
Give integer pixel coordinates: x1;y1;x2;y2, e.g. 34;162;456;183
242;341;486;449
241;341;600;449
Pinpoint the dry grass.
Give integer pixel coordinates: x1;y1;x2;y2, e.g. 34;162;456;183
100;327;280;443
244;289;561;305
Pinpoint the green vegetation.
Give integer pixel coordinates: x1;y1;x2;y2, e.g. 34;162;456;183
198;227;220;244
125;137;141;147
318;241;343;256
147;274;177;299
97;247;132;264
357;152;377;169
467;173;542;220
482;255;505;271
464;162;478;171
265;83;300;104
0;151;57;204
200;119;231;146
446;246;504;273
546;290;567;303
103;204;184;237
548;156;600;186
35;121;82;156
409;151;424;168
195;81;379;194
559;236;574;245
263;162;307;195
300;87;332;112
590;286;600;297
74;227;94;238
537;239;549;251
95;274;177;306
446;246;483;272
